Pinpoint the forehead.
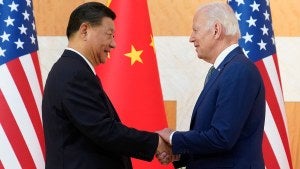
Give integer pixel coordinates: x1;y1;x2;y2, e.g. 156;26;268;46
100;17;115;32
193;10;205;22
192;12;206;29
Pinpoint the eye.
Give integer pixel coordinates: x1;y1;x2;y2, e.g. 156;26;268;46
192;29;198;34
105;32;115;39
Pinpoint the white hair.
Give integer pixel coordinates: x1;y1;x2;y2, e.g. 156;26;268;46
198;1;240;37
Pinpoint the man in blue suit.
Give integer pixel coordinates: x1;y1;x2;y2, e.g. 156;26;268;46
157;2;266;169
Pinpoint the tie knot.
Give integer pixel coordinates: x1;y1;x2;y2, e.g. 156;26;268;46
208;66;215;73
204;66;215;85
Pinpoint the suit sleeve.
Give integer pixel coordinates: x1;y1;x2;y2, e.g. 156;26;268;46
62;71;158;161
172;62;263;155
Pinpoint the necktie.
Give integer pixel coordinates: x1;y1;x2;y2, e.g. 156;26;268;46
204;66;215;85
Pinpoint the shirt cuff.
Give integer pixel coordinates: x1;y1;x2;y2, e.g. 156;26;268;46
169;131;176;145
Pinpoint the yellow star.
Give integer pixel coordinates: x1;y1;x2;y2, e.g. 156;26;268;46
106;0;112;7
150;34;156;53
150;34;155;48
150;35;156;53
125;45;143;65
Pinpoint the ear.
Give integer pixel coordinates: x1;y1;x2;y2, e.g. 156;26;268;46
78;22;89;40
213;22;222;39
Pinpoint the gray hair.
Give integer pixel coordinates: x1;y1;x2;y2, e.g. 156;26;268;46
198;1;240;37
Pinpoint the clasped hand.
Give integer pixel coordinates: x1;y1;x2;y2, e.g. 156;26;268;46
155;128;180;165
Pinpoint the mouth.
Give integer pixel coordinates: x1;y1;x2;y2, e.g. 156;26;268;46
104;49;111;56
104;50;111;58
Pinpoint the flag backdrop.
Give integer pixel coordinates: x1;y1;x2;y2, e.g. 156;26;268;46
0;0;45;168
96;0;173;168
228;0;293;169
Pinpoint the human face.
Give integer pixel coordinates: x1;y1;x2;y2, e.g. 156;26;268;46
86;17;116;65
189;11;215;63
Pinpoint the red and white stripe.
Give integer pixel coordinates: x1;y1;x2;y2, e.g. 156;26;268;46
0;52;45;169
255;54;293;169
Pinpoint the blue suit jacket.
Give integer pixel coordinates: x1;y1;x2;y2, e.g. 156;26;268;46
172;47;265;169
42;50;158;169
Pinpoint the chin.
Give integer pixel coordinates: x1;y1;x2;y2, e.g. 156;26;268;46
197;55;204;60
100;58;107;64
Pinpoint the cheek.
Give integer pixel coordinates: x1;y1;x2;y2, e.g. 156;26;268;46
97;38;110;47
94;41;106;52
199;35;210;46
195;34;204;43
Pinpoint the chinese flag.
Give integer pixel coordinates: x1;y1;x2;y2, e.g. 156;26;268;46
95;0;173;169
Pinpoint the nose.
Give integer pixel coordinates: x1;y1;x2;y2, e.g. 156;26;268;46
189;32;195;43
189;35;195;43
110;39;116;49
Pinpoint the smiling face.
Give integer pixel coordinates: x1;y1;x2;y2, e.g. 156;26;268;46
85;17;116;65
189;11;216;63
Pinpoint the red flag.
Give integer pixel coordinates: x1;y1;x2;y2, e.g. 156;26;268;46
0;0;45;168
96;0;173;168
228;1;293;169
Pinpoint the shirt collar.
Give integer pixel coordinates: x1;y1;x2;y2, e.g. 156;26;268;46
213;44;239;69
66;47;96;75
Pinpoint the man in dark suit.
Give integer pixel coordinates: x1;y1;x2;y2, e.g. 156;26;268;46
157;2;266;169
42;2;171;169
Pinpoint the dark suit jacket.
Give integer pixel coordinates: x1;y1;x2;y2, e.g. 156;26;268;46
42;50;158;169
172;47;266;169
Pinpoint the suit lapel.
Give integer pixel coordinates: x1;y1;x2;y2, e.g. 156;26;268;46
63;49;122;122
190;68;220;127
95;75;121;122
190;47;244;128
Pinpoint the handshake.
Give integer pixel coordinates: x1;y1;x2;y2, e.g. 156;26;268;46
155;128;180;165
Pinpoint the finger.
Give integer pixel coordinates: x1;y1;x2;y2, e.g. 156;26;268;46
160;155;171;165
158;151;167;159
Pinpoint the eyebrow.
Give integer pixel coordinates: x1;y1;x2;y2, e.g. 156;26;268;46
104;26;115;32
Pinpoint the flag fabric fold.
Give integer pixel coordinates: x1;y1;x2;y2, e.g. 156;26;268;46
0;0;45;168
228;0;293;168
96;0;172;169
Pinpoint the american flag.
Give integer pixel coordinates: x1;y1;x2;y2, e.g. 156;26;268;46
228;0;293;169
0;0;45;168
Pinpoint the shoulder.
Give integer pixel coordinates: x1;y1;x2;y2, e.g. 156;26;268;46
52;50;91;76
220;55;262;84
45;51;95;90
